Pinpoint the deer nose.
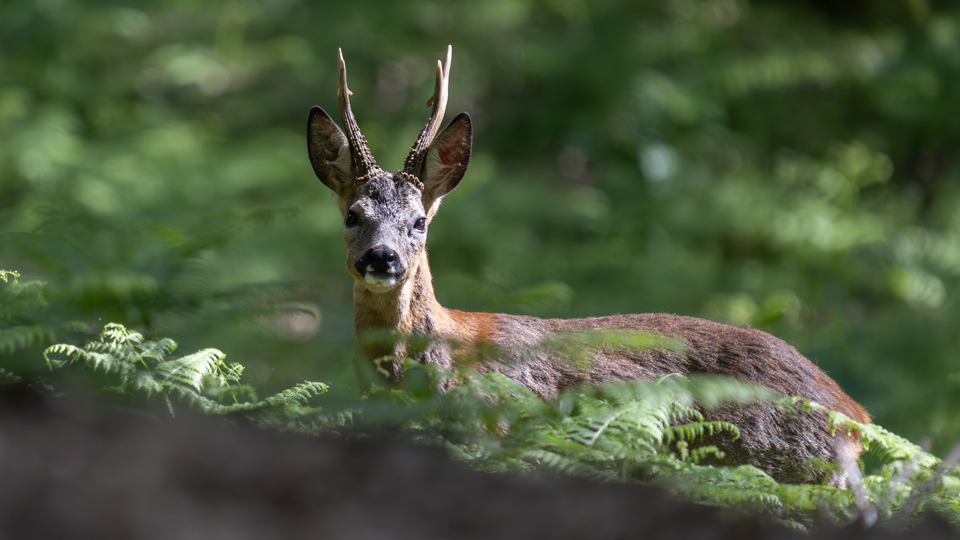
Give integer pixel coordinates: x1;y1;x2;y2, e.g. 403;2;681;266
356;246;404;276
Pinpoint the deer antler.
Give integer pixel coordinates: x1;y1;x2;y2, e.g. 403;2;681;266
338;48;378;177
402;45;452;178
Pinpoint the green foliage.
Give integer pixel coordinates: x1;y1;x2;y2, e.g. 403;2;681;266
0;270;55;359
358;361;959;530
26;322;960;531
43;323;330;428
788;397;960;528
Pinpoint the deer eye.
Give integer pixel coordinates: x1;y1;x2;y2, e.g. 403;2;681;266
345;210;360;227
414;217;426;231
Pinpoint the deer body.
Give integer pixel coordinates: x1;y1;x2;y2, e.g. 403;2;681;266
308;46;869;485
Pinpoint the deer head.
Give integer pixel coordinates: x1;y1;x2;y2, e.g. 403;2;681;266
307;46;472;293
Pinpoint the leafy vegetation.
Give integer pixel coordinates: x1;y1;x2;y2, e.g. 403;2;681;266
31;320;960;532
42;322;334;431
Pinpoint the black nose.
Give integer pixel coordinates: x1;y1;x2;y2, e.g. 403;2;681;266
356;246;403;275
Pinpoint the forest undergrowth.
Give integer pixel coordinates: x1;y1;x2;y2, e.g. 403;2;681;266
3;271;957;534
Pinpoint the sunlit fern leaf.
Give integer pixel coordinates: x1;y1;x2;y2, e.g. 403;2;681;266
217;382;330;414
84;341;137;367
853;421;937;466
662;420;740;445
156;348;228;392
100;323;144;346
44;343;96;369
787;397;938;467
587;411;667;451
263;381;328;406
42;324;335;425
222;362;244;384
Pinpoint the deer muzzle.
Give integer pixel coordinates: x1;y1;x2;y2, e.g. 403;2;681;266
356;246;405;287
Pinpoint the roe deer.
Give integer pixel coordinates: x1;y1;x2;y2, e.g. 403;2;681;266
306;46;870;485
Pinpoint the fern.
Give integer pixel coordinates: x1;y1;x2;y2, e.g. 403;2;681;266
782;397;960;528
0;325;56;356
367;362;959;531
0;271;55;358
157;349;234;392
42;323;329;424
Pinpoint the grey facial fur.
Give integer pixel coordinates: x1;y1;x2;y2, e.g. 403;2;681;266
343;173;429;291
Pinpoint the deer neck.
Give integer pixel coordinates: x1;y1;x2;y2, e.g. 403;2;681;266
352;251;449;382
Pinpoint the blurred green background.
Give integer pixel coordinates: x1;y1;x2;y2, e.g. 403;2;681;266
2;0;959;452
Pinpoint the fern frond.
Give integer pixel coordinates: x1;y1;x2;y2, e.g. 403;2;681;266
100;323;144;346
0;325;55;355
662;420;740;445
786;397;938;467
44;343;89;368
156;348;228;392
140;337;177;361
263;381;329;406
42;323;334;429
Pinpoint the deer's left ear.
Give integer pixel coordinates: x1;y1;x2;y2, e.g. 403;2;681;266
423;112;472;200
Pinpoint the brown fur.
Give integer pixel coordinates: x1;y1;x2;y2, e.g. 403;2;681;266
306;47;870;486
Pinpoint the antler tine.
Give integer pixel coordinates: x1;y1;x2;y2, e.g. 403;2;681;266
403;45;452;176
337;48;378;176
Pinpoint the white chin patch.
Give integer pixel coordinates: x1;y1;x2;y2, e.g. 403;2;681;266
363;274;398;288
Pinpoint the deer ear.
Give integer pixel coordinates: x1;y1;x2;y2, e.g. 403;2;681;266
307;106;355;193
423;112;472;200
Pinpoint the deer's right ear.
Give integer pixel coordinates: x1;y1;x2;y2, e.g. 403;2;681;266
307;106;355;193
